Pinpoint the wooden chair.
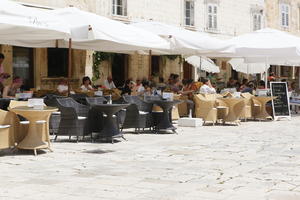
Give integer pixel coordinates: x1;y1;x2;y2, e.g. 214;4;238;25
0;109;15;150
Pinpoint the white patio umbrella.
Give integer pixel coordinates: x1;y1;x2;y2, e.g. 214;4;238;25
229;58;269;74
0;0;70;47
210;28;300;87
130;21;234;55
228;28;300;58
51;8;170;52
186;56;220;73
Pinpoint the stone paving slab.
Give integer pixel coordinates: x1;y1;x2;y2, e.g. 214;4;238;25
1;116;300;199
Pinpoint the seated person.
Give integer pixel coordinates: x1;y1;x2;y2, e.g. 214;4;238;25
80;76;94;92
121;80;135;95
239;79;248;91
156;77;166;89
199;79;216;94
257;80;266;89
227;77;237;88
137;81;152;96
104;76;116;89
2;77;23;98
57;79;69;94
180;79;197;98
241;83;255;94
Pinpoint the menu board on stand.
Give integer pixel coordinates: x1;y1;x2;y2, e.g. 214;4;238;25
270;82;291;121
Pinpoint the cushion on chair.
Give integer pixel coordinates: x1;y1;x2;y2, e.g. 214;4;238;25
78;116;87;120
36;120;47;124
139;111;149;115
0;125;11;129
52;111;61;115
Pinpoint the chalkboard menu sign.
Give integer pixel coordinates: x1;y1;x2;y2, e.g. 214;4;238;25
270;82;291;120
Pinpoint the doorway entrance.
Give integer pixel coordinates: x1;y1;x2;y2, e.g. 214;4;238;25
151;56;160;76
183;61;193;80
111;54;128;88
13;47;34;90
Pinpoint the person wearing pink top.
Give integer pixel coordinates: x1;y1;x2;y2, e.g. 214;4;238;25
0;53;10;83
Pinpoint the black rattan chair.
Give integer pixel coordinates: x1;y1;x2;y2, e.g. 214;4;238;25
122;95;153;133
85;97;107;134
44;94;66;136
56;98;91;142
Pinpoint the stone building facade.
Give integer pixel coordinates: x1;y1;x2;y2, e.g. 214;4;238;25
265;0;300;82
92;0;265;85
1;0;266;90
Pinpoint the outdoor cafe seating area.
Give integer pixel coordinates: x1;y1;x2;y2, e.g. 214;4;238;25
0;87;279;156
0;0;299;156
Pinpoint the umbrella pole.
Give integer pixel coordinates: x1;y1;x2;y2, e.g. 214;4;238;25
292;65;295;79
299;67;300;89
149;50;152;78
265;57;269;89
199;57;202;80
68;38;72;95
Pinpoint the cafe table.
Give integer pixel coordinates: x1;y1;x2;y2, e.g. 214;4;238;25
150;100;182;133
91;104;129;143
252;96;275;120
10;106;58;156
217;98;245;125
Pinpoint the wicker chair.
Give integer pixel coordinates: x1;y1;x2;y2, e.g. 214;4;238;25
122;95;153;133
8;100;29;143
44;95;66;136
0;109;15;149
56;98;91;142
194;94;217;125
240;93;254;121
85;97;107;134
70;93;89;105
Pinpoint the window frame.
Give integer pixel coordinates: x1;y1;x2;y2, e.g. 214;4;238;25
184;0;195;27
112;0;127;17
280;3;290;28
207;3;218;30
252;12;263;31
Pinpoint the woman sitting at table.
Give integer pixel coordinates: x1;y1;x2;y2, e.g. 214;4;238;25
80;76;94;92
2;77;23;98
199;79;216;94
121;80;135;95
180;79;197;97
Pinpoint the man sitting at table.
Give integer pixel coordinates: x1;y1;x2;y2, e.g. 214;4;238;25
199;79;216;94
104;76;116;89
2;77;23;98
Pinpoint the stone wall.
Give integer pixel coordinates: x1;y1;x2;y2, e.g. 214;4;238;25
8;0;268;87
265;0;300;36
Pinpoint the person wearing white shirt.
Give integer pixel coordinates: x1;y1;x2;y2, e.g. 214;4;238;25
80;76;94;92
57;79;69;94
104;76;116;89
199;79;216;94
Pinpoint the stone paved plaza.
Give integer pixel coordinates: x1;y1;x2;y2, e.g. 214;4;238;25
1;117;300;200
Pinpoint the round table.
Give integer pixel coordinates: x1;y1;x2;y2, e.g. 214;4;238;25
91;104;129;143
151;100;182;133
252;96;275;120
218;98;245;124
10;106;58;156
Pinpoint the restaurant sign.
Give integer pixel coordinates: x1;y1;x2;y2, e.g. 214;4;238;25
270;82;291;121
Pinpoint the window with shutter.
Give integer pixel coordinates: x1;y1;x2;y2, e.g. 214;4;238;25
253;13;263;31
207;4;218;30
184;0;195;26
112;0;127;16
280;4;290;27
